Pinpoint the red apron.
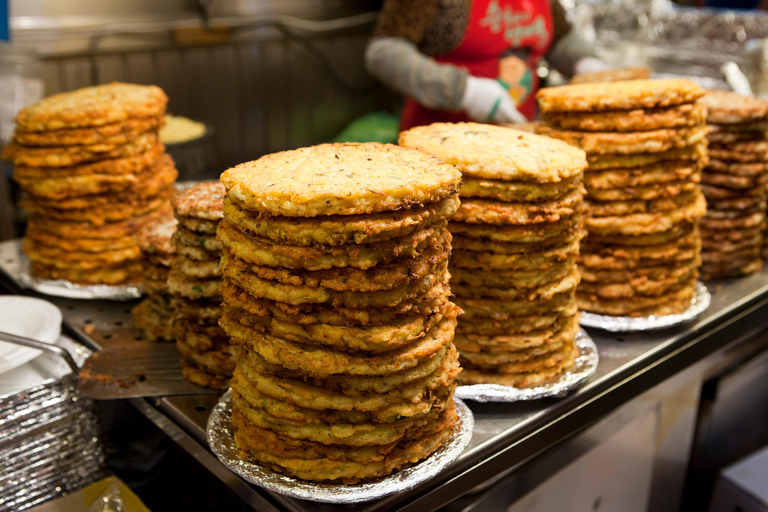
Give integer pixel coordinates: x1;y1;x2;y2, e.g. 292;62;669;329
400;0;554;131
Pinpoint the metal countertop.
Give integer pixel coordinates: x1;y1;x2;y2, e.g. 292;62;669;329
2;238;768;512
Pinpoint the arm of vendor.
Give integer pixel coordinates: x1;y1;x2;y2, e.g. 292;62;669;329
366;0;604;130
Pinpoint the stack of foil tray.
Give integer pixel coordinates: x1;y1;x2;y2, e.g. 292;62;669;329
0;369;107;510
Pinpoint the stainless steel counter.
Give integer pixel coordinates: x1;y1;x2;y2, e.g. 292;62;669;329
2;238;768;512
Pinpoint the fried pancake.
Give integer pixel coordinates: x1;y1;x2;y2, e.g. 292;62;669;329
543;102;706;132
587;179;698;202
450;259;575;289
224;194;458;247
452;189;582;225
569;66;651;84
449;214;580;243
131;294;174;342
701;258;762;280
30;261;142;285
451;239;579;271
579;258;698;284
399;122;587;182
584;162;702;192
452;268;580;301
176;254;222;278
699;225;761;241
586;143;708;171
709;149;768;163
708;129;768;145
173;226;223;253
459;175;581;202
455;289;575;319
167;266;222;299
700;212;764;230
702;234;761;252
177;338;234;376
226;239;448;293
138;211;177;256
177;215;219;235
13;83;168;132
455;314;578;353
460;340;574;372
221;252;449;308
458;345;578;387
537;125;708;155
14;116;162;147
699;90;768;125
25;226;137;252
536;79;703;114
21;192;172;225
221;142;461;217
219;217;449;271
584;190;706;236
711;140;768;154
580;234;700;269
222;300;457;354
579;268;698;298
4;132;159;168
180;362;230;390
451;228;582;254
172;181;225;221
25;207;168;240
577;279;696;316
705;205;765;220
228;316;455;378
706;159;768;177
584;222;694;246
587;191;697;217
22;236;141;268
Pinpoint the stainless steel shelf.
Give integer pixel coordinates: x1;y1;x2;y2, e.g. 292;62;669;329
2;238;768;512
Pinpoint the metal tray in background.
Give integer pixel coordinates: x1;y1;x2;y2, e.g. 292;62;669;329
3;238;768;512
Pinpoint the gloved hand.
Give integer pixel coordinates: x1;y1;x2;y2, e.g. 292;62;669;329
461;76;527;124
574;57;611;76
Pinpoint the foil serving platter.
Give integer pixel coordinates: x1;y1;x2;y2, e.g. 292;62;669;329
18;254;142;301
207;390;474;504
455;329;598;403
580;281;711;333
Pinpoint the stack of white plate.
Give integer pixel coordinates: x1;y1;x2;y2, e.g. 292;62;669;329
0;296;106;512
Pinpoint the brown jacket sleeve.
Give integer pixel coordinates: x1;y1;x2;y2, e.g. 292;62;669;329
373;0;440;44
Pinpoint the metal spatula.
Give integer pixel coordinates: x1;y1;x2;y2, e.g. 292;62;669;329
77;342;221;399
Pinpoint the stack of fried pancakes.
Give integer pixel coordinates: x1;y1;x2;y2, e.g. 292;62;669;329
400;123;586;387
218;142;462;483
168;182;232;389
537;79;708;317
4;82;176;285
131;211;177;341
697;90;768;279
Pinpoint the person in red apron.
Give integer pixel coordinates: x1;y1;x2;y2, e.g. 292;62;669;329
366;0;608;130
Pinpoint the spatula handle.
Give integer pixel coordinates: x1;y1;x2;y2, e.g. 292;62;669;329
0;330;79;373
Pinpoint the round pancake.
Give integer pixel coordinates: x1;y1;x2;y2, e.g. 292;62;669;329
580;234;700;268
586;143;708;171
700;212;764;230
584;190;706;236
172;181;225;221
455;289;575;319
699;90;768;125
14;116;163;146
587;179;698;202
701;244;760;262
460;341;574;373
584;222;694;246
459;174;581;202
131;294;174;342
218;217;449;271
537;124;708;155
177;339;234;376
706;159;768;177
224;194;458;247
221;252;449;308
30;261;142;285
579;268;698;298
579;259;697;285
450;259;575;289
138;211;177;256
584;162;701;192
536;79;703;114
222;300;458;353
176;254;221;278
228;316;455;377
221;142;461;217
14;83;168;131
26;209;166;240
577;279;696;316
711;140;768;155
167;266;222;299
22;236;141;268
449;214;580;243
542;102;706;132
587;191;697;217
181;362;230;390
458;345;577;387
452;189;582;225
226;239;448;292
451;268;580;301
457;304;577;335
177;215;219;235
455;314;578;353
25;225;137;252
702;234;761;252
701;258;762;280
451;228;582;254
708;129;768;145
705;205;764;220
700;183;765;200
569;67;651;84
399;122;587;182
700;225;761;242
709;148;768;163
173;226;223;253
4;131;159;168
458;337;568;366
451;239;579;271
221;279;450;328
21;193;172;225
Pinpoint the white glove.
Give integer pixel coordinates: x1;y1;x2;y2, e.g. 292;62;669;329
461;76;527;124
574;57;611;76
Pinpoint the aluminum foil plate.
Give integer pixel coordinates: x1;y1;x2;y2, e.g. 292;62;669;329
18;254;142;301
454;329;598;403
207;390;474;504
580;281;710;333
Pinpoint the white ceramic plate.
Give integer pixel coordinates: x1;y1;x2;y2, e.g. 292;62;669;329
0;296;62;375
